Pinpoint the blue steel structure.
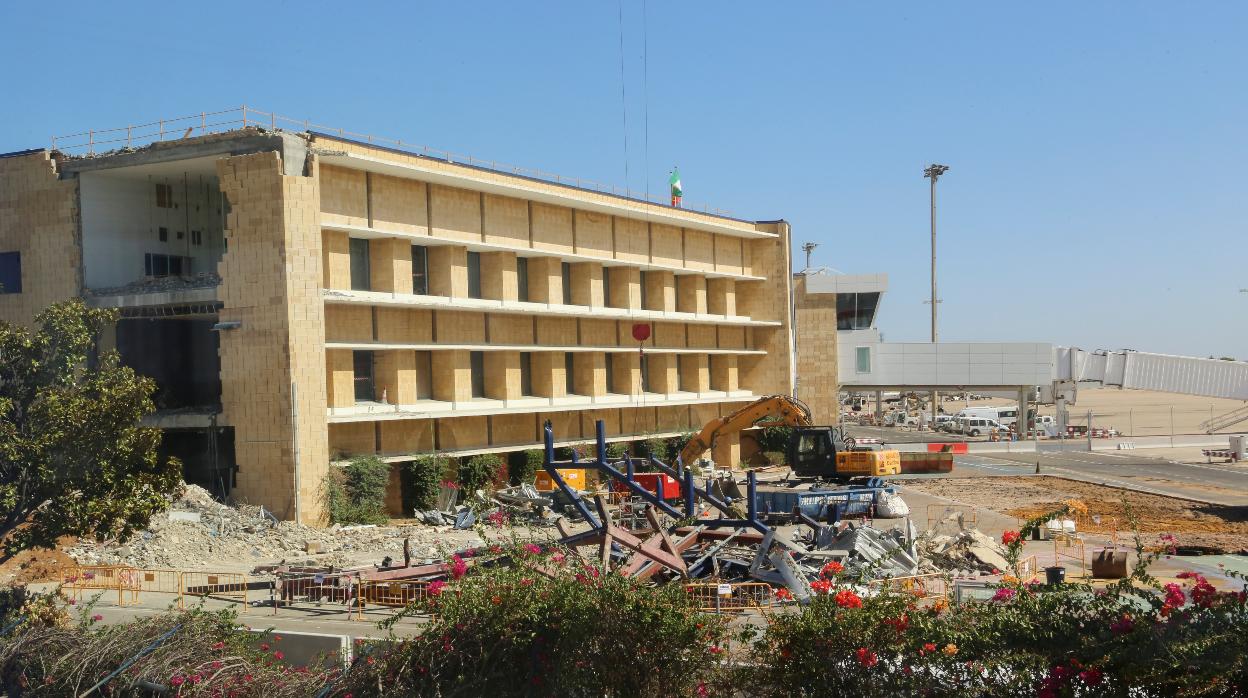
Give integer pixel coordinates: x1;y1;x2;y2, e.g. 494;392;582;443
541;420;771;535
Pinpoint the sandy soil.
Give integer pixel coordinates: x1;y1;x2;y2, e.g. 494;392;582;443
903;476;1248;554
0;543;77;585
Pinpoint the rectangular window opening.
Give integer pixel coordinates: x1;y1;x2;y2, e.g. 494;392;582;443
564;352;576;395
470;351;485;398
467;251;482;299
561;262;573;305
604;352;615;394
855;347;872;374
415;351;432;399
349;238;371;291
0;252;21;294
602;267;612;308
353;350;376;402
155;183;174;209
411;245;429;295
640;354;652;393
519;352;533;397
516;257;529;302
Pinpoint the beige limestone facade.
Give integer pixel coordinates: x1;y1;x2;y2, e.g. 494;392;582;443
0;128;795;524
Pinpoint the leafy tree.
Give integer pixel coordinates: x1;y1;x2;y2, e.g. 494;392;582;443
402;455;448;511
508;450;544;486
326;455;391;525
457;454;502;494
0;301;182;559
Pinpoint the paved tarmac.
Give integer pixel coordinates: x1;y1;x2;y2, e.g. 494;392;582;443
940;450;1248;507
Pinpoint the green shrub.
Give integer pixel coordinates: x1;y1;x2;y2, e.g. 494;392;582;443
509;449;545;485
755;425;794;454
457;453;502;494
642;437;669;461
554;443;592;461
402;455;448;512
605;441;629;461
325;455;391;525
345;545;730;696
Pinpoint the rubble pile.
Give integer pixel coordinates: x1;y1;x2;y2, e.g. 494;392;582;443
88;272;221;297
65;485;474;570
919;528;1012;575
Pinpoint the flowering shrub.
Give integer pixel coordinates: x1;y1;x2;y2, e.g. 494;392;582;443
338;544;730;696
0;606;334;696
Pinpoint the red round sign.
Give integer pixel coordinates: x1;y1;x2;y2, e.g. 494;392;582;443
631;323;652;342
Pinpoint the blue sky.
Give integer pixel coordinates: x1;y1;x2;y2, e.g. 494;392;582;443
2;2;1245;358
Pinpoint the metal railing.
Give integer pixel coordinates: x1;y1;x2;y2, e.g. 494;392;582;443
868;572;951;602
49;106;734;216
684;581;775;613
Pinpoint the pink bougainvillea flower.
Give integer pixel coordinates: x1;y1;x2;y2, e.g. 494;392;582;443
551;552;566;564
260;643;269;651
91;614;103;621
450;554;468;580
211;641;225;650
1110;614;1134;634
170;676;185;687
428;579;447;597
273;651;285;660
1079;668;1103;686
991;588;1016;603
524;543;542;555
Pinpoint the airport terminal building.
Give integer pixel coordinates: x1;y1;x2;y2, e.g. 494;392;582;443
0;120;795;523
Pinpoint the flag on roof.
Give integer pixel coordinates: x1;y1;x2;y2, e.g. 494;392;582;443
669;168;682;207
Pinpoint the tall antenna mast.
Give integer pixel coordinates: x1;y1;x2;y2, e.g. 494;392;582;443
800;242;819;272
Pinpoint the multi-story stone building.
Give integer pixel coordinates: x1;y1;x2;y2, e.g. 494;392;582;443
0;124;794;524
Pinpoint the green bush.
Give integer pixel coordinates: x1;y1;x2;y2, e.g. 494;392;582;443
457;453;502;494
605;441;630;461
509;449;545;485
642;437;669;461
325;455;391;525
402;455;448;512
755;425;794;454
343;545;730;696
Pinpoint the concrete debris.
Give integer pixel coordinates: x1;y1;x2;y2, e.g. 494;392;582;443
920;528;1011;574
88;272;221;297
65;484;472;570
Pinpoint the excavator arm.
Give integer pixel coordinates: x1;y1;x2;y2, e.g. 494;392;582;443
678;395;813;467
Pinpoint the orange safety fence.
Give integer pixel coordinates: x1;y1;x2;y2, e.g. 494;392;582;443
272;572;359;616
61;566;133;602
353;579;438;620
926;504;978;529
684;582;775;613
1016;555;1040;581
117;568;183;607
1053;536;1087;580
868;573;951;602
181;571;249;609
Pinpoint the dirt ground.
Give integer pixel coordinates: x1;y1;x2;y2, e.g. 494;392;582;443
903;476;1248;554
0;543;77;586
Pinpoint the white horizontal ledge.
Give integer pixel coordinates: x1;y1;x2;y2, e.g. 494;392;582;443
326;341;764;356
326;391;757;423
324;223;767;282
317;151;777;241
321;289;783;328
331;430;692;465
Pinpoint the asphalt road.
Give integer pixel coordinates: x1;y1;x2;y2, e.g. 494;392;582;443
944;450;1248;507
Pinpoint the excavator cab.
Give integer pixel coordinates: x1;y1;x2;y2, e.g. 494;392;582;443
786;426;900;481
786;426;848;479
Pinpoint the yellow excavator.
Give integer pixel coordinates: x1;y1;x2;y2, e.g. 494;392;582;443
679;394;901;481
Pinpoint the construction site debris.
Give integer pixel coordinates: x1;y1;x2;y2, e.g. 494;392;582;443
87;271;221;297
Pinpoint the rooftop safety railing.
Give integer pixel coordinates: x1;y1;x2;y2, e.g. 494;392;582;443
49;105;734;217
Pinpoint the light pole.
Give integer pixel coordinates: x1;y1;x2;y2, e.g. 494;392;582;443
923;163;949;426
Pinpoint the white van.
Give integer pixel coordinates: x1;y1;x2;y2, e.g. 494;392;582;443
956;406;1020;428
957;417;1007;437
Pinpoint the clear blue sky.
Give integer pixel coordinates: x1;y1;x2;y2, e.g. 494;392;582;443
2;2;1245;358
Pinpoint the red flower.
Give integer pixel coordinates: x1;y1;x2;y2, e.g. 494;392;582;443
820;561;844;579
274;635;282;641
883;614;909;633
524;543;542;555
450;554;467;580
274;651;284;660
855;647;878;668
1079;668;1103;686
775;587;793;601
551;552;566;564
91;614;103;622
810;579;832;595
170;676;185;687
709;646;723;655
922;642;936;654
521;578;534;587
1163;583;1186;608
211;661;223;669
211;641;225;650
1001;530;1020;545
696;682;709;697
834;589;863;608
428;579;447;597
1110;614;1134;634
260;643;269;651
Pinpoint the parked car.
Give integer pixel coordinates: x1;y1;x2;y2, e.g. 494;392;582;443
958;417;1007;437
